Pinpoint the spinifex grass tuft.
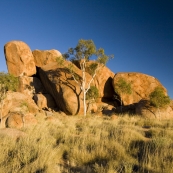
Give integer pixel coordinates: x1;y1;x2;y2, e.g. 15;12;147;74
0;113;173;172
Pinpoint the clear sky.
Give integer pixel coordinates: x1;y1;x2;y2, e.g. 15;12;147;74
0;0;172;98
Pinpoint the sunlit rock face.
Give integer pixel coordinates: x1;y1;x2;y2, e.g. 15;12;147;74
112;72;167;105
38;61;93;115
136;99;173;119
32;49;61;68
4;41;36;77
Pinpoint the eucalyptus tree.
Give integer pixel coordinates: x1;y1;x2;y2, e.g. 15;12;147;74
64;39;113;116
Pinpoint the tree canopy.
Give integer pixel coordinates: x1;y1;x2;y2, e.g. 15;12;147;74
64;39;113;65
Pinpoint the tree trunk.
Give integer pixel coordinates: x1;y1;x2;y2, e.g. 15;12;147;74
81;60;87;116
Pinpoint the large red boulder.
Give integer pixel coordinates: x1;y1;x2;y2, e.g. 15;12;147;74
38;61;94;115
4;41;36;77
112;72;167;105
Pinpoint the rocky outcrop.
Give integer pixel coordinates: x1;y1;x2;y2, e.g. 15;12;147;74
32;49;61;67
3;41;172;120
38;61;94;115
0;92;39;128
4;41;36;77
18;76;46;95
112;72;167;105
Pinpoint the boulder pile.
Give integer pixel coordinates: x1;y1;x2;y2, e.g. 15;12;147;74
1;40;172;129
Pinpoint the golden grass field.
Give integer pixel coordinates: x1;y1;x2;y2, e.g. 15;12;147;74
0;113;173;173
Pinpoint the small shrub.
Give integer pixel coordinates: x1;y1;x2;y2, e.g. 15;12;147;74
149;87;170;108
0;72;19;92
86;86;99;100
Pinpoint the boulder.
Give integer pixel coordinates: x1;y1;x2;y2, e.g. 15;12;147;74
4;41;36;77
6;113;24;129
33;93;56;109
18;76;46;95
112;72;167;105
32;49;61;67
136;99;173;119
6;112;37;129
0;92;39;127
39;61;94;115
87;101;98;113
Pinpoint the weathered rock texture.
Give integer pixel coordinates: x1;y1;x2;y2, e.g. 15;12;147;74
4;41;36;77
33;49;61;67
136;99;173;119
112;72;167;105
6;112;37;129
0;92;39;128
39;61;94;115
18;76;46;95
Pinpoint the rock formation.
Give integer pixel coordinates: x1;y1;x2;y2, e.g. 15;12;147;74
32;49;61;67
38;61;94;115
18;76;46;95
4;41;36;77
136;99;173;119
2;40;172;122
112;72;167;105
0;91;39;128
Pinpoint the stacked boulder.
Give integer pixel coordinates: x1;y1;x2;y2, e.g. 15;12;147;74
2;40;173;123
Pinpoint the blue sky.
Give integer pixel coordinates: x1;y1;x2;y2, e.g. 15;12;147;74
0;0;173;98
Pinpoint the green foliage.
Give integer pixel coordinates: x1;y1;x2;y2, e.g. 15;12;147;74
114;78;132;96
0;72;19;92
149;87;170;108
74;39;96;60
96;48;113;65
86;86;99;100
56;56;65;66
88;62;98;75
66;39;112;66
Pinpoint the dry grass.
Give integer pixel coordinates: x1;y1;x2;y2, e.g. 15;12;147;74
0;113;173;173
